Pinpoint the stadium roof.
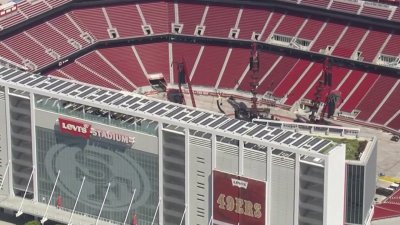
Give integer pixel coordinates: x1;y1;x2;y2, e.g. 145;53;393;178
0;65;341;161
373;188;400;221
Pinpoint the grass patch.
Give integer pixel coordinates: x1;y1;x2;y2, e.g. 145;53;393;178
24;221;41;225
322;137;367;160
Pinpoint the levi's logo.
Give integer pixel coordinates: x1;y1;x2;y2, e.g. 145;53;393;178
58;118;91;139
61;122;89;133
232;178;248;189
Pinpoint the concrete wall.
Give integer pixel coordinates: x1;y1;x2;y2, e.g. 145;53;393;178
162;129;186;225
243;148;267;181
0;90;10;195
324;144;346;225
216;142;238;173
270;156;295;225
363;140;378;225
188;135;212;225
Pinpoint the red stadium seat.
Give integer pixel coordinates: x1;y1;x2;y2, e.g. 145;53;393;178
0;0;398;131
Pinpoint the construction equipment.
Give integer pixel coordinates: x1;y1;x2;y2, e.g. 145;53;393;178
249;42;260;118
170;59;196;107
309;58;341;123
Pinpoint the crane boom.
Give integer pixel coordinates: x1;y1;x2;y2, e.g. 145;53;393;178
185;70;196;107
174;59;196;107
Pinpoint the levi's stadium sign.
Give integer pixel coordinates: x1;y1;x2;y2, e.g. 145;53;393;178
213;170;266;225
58;118;135;144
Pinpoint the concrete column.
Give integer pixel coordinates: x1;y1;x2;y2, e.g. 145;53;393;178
185;128;190;225
4;87;14;197
30;92;38;202
158;122;164;225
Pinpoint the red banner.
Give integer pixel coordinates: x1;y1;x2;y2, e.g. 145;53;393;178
58;118;91;139
213;170;266;225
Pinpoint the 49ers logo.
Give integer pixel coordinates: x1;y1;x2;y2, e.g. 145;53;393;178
58;118;91;139
216;193;262;219
213;170;266;225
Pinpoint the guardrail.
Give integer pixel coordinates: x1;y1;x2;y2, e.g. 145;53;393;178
252;119;360;137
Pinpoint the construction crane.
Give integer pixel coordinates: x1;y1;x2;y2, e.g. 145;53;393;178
309;58;330;122
169;58;196;107
228;43;270;121
309;58;341;123
249;42;260;118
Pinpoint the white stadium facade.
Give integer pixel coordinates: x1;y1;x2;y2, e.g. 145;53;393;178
0;65;377;225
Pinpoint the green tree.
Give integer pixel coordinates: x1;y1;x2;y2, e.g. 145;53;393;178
24;220;41;225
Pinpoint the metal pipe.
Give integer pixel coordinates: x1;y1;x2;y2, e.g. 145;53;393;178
16;167;34;217
67;176;86;225
0;160;10;190
95;182;111;225
179;205;187;225
151;198;161;225
123;189;136;225
41;170;60;224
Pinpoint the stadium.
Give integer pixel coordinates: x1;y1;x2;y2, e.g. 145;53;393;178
0;0;398;224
